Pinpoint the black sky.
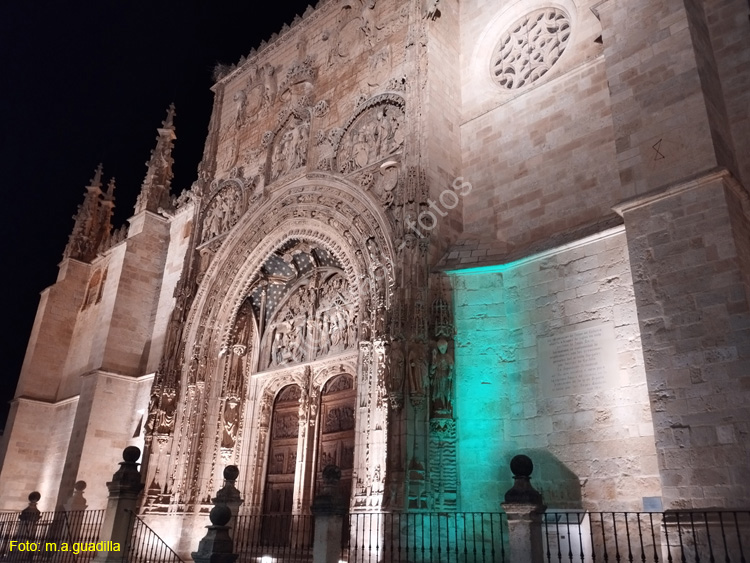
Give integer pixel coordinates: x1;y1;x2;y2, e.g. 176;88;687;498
0;0;315;427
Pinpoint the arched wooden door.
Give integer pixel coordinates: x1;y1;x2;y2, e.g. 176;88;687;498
317;374;356;500
263;384;301;540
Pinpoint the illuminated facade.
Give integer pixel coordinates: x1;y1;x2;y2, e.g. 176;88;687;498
1;0;749;553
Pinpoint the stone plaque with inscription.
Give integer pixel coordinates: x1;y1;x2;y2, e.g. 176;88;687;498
538;321;619;398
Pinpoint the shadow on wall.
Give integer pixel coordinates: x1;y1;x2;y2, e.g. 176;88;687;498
507;449;582;509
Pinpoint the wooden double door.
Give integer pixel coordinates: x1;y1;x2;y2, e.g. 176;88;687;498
262;374;355;540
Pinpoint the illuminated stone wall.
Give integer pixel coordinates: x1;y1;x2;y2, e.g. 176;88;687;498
451;227;662;512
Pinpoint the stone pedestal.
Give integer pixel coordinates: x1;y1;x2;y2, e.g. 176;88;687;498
192;465;240;563
501;455;546;563
191;505;238;563
18;492;41;541
212;466;243;529
311;465;346;563
93;447;144;563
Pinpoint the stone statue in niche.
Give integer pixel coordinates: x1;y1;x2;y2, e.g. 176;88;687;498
388;338;405;409
429;338;454;413
221;397;241;448
270;117;310;182
337;103;404;174
150;388;177;434
408;340;429;406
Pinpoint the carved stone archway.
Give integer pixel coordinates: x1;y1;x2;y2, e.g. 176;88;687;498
146;176;395;514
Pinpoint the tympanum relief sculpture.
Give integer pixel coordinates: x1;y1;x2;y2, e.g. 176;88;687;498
335;100;404;175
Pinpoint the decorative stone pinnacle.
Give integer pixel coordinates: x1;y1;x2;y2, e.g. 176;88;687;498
104;178;116;202
162;103;176;129
90;164;103;188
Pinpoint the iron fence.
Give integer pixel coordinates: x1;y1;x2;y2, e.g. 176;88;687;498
124;509;184;563
0;509;104;562
543;510;750;563
343;512;508;563
233;513;314;562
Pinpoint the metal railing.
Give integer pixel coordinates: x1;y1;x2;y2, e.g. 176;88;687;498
0;509;104;562
125;509;184;563
343;512;508;563
233;513;314;562
543;510;750;563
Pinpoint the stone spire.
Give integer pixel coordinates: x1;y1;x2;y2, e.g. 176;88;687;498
134;104;176;214
64;164;115;262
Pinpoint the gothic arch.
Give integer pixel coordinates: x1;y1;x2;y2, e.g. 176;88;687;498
167;175;395;509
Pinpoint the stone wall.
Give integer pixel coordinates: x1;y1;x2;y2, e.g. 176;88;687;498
450;227;661;511
458;0;620;249
0;397;77;510
619;173;750;509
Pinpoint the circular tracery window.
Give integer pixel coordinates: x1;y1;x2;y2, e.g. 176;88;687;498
491;7;571;90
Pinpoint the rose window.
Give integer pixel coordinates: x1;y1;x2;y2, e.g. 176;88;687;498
491;7;571;90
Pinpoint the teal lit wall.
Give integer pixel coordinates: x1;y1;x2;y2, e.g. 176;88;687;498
450;266;526;511
445;231;659;512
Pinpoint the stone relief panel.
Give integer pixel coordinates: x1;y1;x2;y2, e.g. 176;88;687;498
262;271;358;371
201;181;244;244
334;97;405;175
268;112;311;184
491;7;572;90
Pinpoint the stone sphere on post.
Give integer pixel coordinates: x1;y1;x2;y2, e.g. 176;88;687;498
123;446;141;463
510;454;533;478
209;504;232;527
504;454;543;505
223;465;239;482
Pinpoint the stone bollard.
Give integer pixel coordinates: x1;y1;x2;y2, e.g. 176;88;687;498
63;481;88;543
501;455;547;563
213;466;243;529
192;505;239;563
92;446;144;563
311;465;346;563
64;480;88;512
18;491;42;541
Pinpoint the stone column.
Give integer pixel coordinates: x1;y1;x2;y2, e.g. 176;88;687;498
311;465;346;563
501;455;546;563
93;446;144;563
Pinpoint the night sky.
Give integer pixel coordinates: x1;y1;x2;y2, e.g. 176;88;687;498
0;0;315;428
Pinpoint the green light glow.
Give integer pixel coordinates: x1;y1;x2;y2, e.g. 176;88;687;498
449;267;526;511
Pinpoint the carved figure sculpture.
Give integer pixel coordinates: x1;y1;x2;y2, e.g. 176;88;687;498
221;397;241;448
429;338;454;411
408;340;428;404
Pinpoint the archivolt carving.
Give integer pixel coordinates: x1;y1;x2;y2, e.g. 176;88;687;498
187;183;394;354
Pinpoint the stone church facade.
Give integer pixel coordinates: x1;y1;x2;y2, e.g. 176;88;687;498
1;0;749;548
